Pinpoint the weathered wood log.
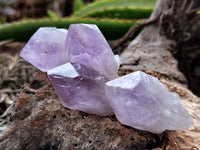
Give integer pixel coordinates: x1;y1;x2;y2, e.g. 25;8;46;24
121;0;200;96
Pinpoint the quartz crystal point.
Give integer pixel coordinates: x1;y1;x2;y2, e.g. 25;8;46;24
48;62;113;116
65;24;119;80
105;71;193;134
20;27;69;71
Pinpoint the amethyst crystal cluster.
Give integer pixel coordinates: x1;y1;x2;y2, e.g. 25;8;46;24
20;24;193;134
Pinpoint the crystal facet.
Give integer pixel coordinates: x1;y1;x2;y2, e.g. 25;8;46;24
105;71;193;134
20;24;193;134
48;62;113;116
65;24;119;80
20;27;69;71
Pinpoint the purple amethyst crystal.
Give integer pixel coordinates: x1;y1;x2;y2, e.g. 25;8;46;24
65;24;119;80
19;24;193;133
47;62;113;116
20;27;69;71
105;71;193;134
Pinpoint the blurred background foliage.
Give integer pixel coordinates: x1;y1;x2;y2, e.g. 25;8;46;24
0;0;94;23
0;0;155;23
0;0;156;41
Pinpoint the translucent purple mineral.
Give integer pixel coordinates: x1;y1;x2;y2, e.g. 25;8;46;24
20;24;193;134
65;24;119;80
20;27;69;71
105;71;193;134
48;62;113;116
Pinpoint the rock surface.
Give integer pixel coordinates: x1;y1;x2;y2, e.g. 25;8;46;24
0;72;158;150
0;71;200;150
